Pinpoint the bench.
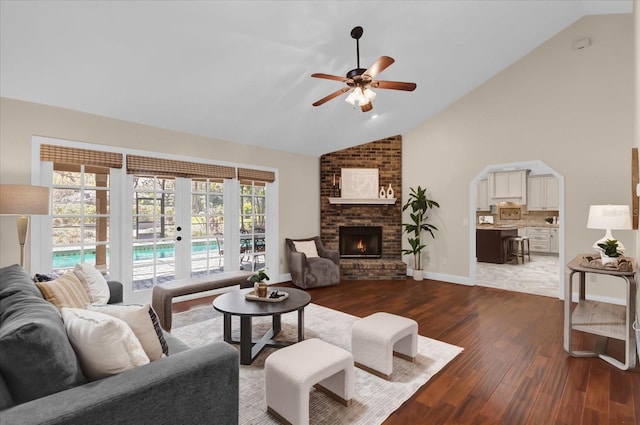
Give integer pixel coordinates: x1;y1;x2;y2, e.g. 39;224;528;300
151;271;253;331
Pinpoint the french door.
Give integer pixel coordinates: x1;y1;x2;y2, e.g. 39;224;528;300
129;175;186;289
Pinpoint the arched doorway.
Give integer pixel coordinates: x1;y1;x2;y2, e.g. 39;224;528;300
469;160;565;299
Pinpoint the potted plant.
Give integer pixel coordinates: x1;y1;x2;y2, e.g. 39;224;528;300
248;269;270;297
402;186;440;281
597;239;622;265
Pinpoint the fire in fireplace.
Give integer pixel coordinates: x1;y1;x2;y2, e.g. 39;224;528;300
339;226;382;258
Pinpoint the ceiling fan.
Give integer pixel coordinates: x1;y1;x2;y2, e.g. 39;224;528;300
311;26;417;112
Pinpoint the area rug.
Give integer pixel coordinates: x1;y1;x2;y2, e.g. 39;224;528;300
172;304;463;425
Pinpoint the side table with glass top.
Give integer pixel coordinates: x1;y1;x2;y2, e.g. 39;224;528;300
565;254;637;370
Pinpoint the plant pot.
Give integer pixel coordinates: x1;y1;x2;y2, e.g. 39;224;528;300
598;249;618;265
413;269;424;281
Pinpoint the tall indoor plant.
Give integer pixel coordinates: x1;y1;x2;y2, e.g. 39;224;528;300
402;186;440;281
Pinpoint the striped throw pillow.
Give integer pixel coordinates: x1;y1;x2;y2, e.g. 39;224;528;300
36;271;91;309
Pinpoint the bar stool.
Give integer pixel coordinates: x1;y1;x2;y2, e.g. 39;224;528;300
504;236;530;264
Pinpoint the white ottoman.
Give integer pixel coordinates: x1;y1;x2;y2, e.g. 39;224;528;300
265;338;354;425
351;312;418;379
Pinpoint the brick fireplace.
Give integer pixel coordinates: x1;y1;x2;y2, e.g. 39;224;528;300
320;135;407;280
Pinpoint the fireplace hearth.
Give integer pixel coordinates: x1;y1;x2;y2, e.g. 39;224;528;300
339;226;382;259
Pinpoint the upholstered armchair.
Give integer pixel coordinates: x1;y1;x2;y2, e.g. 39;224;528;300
285;237;340;289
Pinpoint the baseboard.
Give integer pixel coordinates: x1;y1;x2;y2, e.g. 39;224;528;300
421;271;474;286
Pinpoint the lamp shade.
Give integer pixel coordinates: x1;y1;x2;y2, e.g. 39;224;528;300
0;185;50;215
587;205;631;230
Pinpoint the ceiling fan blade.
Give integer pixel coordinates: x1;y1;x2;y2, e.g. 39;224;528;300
311;73;348;82
364;56;395;79
371;80;417;91
312;87;351;106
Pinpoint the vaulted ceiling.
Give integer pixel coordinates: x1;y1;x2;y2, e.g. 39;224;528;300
0;1;633;156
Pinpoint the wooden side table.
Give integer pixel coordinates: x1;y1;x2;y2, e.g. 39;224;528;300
565;255;637;370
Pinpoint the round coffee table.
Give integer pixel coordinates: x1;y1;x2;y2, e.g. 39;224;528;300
213;287;311;365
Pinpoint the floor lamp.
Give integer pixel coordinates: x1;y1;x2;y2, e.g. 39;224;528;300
0;185;51;267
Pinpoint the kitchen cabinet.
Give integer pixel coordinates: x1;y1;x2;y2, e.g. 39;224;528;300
476;227;517;263
476;179;489;211
488;170;528;204
527;175;559;211
550;228;559;253
526;227;551;253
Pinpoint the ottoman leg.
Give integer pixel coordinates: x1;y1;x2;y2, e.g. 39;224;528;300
265;367;311;425
352;332;393;379
393;327;418;361
315;363;354;406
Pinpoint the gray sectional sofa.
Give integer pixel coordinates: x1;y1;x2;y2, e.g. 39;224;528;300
0;264;239;425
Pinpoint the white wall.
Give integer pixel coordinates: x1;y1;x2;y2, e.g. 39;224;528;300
403;14;635;300
0;98;320;276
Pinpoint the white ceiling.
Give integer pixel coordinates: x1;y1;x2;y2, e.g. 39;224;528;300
0;1;633;157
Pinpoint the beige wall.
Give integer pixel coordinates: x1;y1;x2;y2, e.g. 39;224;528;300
0;97;320;275
403;14;635;299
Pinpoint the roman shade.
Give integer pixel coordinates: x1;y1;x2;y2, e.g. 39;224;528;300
40;144;123;169
126;155;235;179
237;168;276;183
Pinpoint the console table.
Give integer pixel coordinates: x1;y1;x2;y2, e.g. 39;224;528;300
565;255;637;370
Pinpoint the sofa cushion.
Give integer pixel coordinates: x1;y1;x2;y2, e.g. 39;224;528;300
0;264;43;300
163;331;191;355
62;308;150;381
36;271;91;309
87;304;167;361
0;372;14;410
0;269;87;404
73;263;110;305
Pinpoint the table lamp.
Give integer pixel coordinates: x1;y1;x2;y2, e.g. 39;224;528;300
0;184;51;266
586;204;631;252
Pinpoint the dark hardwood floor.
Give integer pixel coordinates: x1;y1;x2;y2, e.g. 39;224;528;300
174;279;640;425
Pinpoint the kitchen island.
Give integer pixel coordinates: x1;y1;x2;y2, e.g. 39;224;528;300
476;226;518;264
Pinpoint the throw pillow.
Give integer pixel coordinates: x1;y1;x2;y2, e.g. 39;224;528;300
36;271;91;309
293;240;319;258
73;263;110;305
0;283;87;405
33;272;60;282
61;308;150;381
148;306;170;356
87;304;167;361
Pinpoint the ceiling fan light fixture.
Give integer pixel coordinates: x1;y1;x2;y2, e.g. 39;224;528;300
363;87;376;103
311;26;415;110
344;87;376;108
344;87;362;106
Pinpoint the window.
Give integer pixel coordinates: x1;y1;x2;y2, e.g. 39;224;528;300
52;164;112;275
36;139;278;301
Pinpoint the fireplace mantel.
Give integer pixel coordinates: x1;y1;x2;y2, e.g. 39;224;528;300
328;197;397;205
